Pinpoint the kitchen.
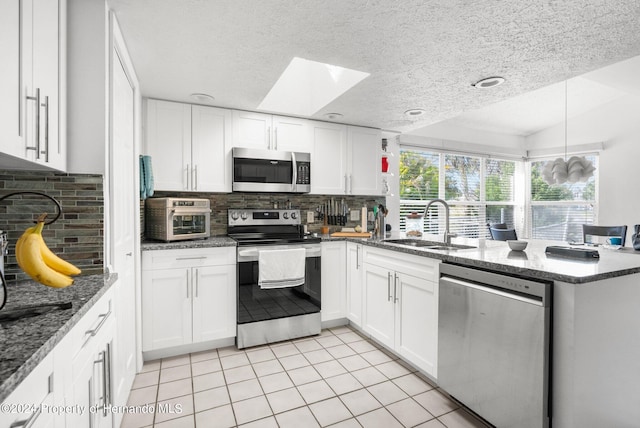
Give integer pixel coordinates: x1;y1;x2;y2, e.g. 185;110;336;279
2;1;640;427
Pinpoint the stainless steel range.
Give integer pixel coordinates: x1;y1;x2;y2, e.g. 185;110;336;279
228;209;321;349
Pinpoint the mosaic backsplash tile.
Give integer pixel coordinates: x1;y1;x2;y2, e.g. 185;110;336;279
143;191;386;238
0;170;104;281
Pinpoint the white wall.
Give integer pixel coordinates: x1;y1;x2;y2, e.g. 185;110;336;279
526;95;640;243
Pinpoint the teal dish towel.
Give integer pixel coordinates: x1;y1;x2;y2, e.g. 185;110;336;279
139;155;155;200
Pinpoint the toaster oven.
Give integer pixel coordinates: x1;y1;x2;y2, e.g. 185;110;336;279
145;198;211;241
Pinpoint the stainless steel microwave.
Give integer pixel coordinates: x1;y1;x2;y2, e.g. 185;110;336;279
145;197;211;241
232;148;311;193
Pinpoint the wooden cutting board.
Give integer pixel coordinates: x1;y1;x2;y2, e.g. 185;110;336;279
330;232;371;238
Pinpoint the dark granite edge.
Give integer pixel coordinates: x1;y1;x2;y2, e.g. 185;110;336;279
0;273;118;403
141;236;237;251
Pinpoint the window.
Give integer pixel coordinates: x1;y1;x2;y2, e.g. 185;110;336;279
399;149;518;238
528;155;597;242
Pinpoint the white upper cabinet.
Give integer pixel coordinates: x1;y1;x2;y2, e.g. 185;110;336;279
145;99;232;192
311;121;348;194
347;126;381;195
232;110;312;153
312;122;382;195
0;0;65;170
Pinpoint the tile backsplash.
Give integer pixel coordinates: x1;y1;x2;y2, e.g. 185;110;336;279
143;192;386;237
0;170;104;281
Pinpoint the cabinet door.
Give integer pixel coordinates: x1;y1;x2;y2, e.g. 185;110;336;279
347;126;381;195
363;263;395;348
0;0;21;158
321;242;347;322
142;267;192;351
31;0;62;169
396;272;438;377
192;105;232;192
311;121;348;194
272;115;312;152
145;99;192;191
346;243;363;327
232;110;272;150
192;265;237;342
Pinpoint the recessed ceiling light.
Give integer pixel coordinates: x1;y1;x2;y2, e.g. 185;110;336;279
404;108;426;118
190;93;215;103
324;113;343;120
472;76;506;89
258;57;370;116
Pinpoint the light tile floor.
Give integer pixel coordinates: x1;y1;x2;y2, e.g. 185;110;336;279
121;326;489;428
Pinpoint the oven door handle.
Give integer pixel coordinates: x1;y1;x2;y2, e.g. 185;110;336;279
238;246;321;261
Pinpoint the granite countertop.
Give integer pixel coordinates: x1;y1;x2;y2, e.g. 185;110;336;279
322;233;640;284
141;236;237;251
0;273;118;402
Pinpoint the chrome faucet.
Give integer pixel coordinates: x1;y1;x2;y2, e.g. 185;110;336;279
424;199;455;244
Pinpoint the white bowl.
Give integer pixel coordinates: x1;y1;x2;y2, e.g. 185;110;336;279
507;240;528;251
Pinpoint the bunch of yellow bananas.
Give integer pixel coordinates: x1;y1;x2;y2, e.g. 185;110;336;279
15;220;81;288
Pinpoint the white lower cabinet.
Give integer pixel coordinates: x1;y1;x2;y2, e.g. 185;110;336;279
142;247;236;353
346;242;363;327
362;247;440;378
320;241;347;323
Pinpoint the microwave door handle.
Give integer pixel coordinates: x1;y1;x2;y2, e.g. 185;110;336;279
291;152;297;192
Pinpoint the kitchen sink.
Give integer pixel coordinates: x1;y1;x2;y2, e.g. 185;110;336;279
383;239;475;251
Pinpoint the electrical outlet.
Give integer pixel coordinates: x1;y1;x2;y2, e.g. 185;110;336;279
307;211;314;223
350;209;360;221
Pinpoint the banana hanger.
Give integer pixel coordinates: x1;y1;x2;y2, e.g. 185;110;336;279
0;191;68;316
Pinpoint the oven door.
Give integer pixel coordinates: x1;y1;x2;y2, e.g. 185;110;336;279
168;208;210;241
236;244;321;325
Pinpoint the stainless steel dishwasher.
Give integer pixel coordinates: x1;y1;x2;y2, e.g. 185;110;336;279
438;263;552;428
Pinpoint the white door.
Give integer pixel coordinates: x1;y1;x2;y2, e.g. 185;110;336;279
320;242;347;322
346;243;363;327
272;115;312;152
311;122;347;194
191;105;232;192
0;0;21;157
192;265;236;342
396;272;438;377
109;20;139;421
142;268;192;350
363;263;395;348
232;110;272;150
347;126;381;195
145;99;192;190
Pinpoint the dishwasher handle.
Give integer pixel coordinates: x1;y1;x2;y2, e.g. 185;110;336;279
440;276;545;307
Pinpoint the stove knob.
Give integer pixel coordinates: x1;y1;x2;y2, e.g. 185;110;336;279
283;212;289;219
241;212;248;220
230;211;239;221
290;212;298;220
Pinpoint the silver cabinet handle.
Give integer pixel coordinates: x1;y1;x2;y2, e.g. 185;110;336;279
195;268;199;298
10;406;42;428
176;256;208;260
84;305;112;346
394;273;399;303
193;165;198;190
387;272;392;302
349;175;353;194
274;127;278;150
105;342;112;412
267;126;271;150
184;164;190;190
186;270;190;298
344;175;348;194
41;95;49;162
356;245;360;269
291;152;297;192
25;88;40;158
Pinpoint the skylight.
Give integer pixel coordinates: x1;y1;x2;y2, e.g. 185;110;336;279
257;57;370;117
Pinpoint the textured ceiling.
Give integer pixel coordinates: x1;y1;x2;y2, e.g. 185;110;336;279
107;0;640;134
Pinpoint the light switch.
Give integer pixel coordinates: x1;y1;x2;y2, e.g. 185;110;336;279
307;211;314;223
350;209;360;221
